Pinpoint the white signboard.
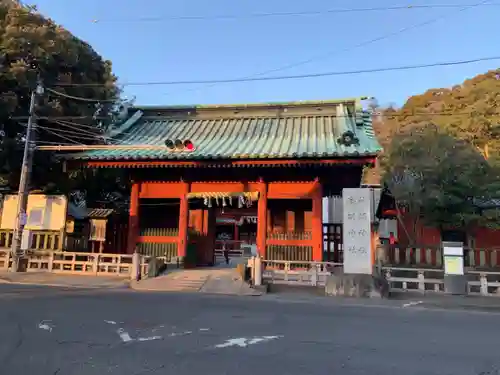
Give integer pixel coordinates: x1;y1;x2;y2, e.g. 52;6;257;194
342;188;372;274
443;243;464;275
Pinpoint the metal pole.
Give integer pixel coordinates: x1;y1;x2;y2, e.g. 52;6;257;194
10;83;42;272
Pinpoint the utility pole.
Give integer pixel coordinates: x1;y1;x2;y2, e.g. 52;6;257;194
10;81;44;272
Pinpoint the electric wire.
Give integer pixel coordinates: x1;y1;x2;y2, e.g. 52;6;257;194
160;0;491;97
53;120;105;137
37;126;86;145
46;87;117;102
11;109;500;123
48;55;500;88
89;3;500;23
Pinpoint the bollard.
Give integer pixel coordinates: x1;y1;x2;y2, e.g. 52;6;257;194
254;256;262;286
132;252;140;281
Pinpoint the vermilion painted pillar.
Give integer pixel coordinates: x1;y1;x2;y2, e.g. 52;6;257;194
234;223;239;243
257;181;268;258
178;182;190;260
311;181;323;261
127;182;140;254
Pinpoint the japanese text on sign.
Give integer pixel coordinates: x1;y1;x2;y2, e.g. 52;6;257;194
342;188;372;274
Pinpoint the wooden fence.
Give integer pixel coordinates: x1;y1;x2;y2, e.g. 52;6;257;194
384;245;500;269
262;260;341;287
0;249;133;276
383;267;500;296
261;259;500;297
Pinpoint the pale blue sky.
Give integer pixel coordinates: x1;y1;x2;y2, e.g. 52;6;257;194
33;0;500;106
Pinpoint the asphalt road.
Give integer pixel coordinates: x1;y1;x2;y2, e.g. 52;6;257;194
0;285;499;375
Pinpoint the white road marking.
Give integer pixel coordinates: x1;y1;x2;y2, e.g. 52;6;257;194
137;336;162;342
247;335;281;345
403;301;423;308
38;320;54;332
117;328;133;342
215;338;248;348
214;335;283;349
114;323;200;344
168;330;192;337
152;325;165;332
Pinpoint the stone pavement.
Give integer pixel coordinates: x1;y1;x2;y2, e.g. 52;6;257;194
0;271;129;289
130;256;260;295
130;267;260;296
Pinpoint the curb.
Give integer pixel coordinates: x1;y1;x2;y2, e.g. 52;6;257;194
0;279;131;289
129;285;262;296
129;287;199;293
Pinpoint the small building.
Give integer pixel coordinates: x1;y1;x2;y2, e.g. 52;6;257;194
60;98;382;266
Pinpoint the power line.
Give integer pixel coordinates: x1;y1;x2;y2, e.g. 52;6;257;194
10;110;500;123
89;3;500;23
46;87;116;102
163;0;490;97
50;55;500;88
54;119;105;135
37;126;87;145
32;140;82;146
36;125;102;141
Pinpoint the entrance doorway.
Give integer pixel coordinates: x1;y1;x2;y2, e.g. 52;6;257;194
215;208;257;258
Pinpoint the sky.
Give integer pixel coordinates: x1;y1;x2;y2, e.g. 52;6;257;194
32;0;500;107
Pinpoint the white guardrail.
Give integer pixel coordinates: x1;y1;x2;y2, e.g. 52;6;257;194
2;249;499;297
262;260;342;287
262;260;500;297
0;249;181;278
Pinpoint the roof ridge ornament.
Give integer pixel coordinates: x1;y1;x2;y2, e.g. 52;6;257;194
164;139;196;152
337;130;359;147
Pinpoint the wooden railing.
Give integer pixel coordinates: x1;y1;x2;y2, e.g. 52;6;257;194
0;229;63;251
265;231;313;261
267;231;312;240
383;267;500;296
214;240;248;257
0;249;133;277
266;245;313;262
262;259;342;287
261;259;500;297
140;228;179;236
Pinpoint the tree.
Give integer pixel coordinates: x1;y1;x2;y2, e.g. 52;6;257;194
368;69;500;185
380;124;500;242
378;69;500;156
0;1;128;208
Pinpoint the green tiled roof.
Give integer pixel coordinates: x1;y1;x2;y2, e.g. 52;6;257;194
67;99;382;161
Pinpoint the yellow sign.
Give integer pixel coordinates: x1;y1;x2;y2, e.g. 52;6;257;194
444;257;463;275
